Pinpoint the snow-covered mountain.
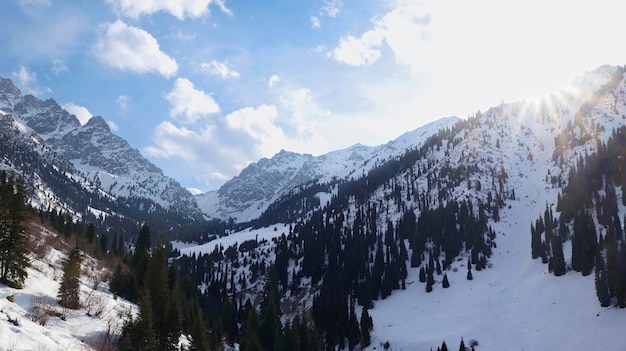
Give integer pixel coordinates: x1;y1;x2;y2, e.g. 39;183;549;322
0;76;201;218
178;65;626;350
196;116;460;222
3;64;626;350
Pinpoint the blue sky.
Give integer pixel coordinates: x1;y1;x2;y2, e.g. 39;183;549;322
1;0;624;193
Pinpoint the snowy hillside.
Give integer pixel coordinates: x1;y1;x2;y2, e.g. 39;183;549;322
178;65;626;350
196;116;460;222
0;223;136;351
365;65;626;349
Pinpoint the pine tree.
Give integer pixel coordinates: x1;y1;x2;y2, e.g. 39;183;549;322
120;290;158;351
0;174;30;288
466;258;473;280
133;224;152;287
164;261;183;349
595;247;611;307
241;307;263;351
426;268;434;292
441;341;449;351
189;303;209;351
419;266;427;283
144;238;169;348
360;307;373;348
550;236;566;276
530;222;542;259
86;223;96;244
442;273;450;288
259;266;282;351
58;247;82;309
347;301;361;351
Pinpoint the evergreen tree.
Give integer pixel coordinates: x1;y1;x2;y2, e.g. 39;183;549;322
571;210;597;276
259;266;282;351
419;266;427;283
426;267;434;292
99;233;108;254
241;307;263;351
133;224;152;287
347;301;361;351
0;174;30;288
442;273;450;288
86;223;96;244
550;236;566;276
360;307;373;348
530;222;542;259
441;341;449;351
120;291;158;351
189;303;209;351
144;239;170;349
58;247;82;309
164;262;184;349
605;228;622;304
595;247;611;307
466;258;473;280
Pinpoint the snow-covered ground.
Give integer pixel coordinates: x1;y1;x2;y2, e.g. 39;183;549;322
174;223;290;258
0;225;136;351
365;71;626;350
366;178;626;350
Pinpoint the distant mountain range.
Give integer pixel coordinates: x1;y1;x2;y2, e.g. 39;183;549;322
196;116;460;222
0;74;462;228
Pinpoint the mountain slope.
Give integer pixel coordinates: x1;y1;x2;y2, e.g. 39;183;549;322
0;222;136;351
176;65;626;350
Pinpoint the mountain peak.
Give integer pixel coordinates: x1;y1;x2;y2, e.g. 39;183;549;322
84;115;110;132
0;77;21;95
0;77;23;106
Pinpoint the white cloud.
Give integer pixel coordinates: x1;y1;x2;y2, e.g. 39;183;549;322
330;30;385;66
226;105;286;156
62;102;93;125
51;60;68;75
108;0;232;20
145;87;336;190
329;3;430;68
116;95;130;114
166;78;220;123
187;187;203;195
12;66;37;89
92;20;178;78
213;0;232;16
268;74;280;88
322;0;341;17
172;29;197;41
19;0;51;6
11;66;51;96
311;16;321;29
144;121;214;161
201;60;240;80
312;0;341;29
143;120;253;188
107;120;120;132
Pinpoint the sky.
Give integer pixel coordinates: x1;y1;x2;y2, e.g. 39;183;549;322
0;0;624;193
